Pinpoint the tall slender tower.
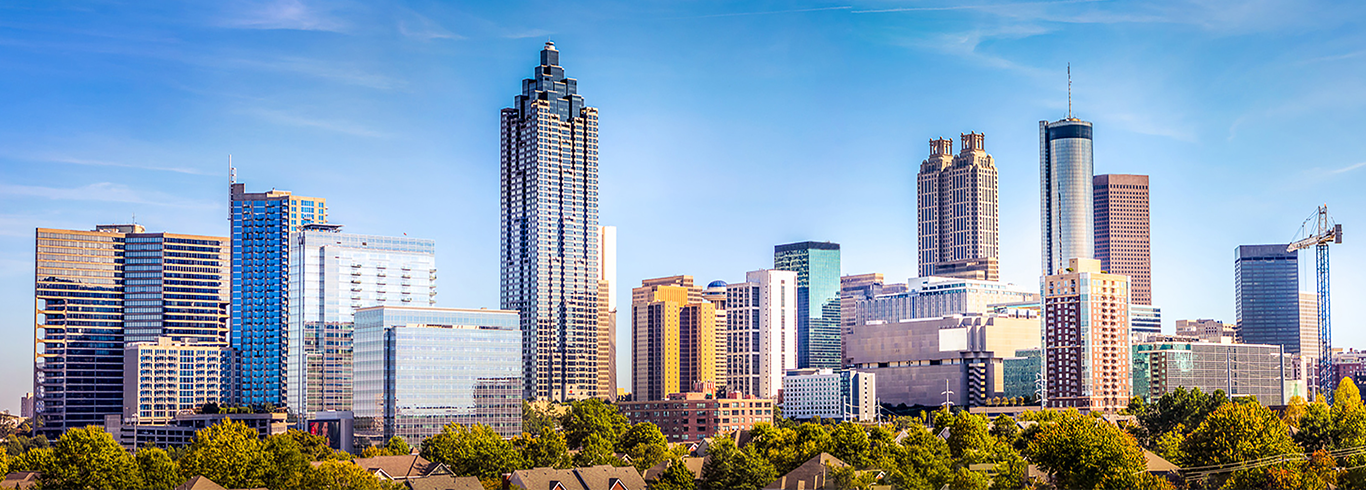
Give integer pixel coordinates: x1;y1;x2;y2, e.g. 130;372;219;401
501;42;602;401
774;242;841;369
917;133;1000;280
1093;174;1151;305
1043;258;1130;411
1040;118;1095;276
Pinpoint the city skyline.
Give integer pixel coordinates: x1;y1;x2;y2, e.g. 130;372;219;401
2;1;1365;413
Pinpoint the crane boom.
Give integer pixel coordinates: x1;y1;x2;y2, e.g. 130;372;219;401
1287;205;1341;402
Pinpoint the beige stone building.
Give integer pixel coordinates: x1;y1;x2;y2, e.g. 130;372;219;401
845;314;1039;407
1043;258;1130;412
917;133;1000;281
631;276;718;401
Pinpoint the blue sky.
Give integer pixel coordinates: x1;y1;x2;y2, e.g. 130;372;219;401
2;0;1365;413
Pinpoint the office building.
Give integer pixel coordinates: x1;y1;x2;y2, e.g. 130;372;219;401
597;226;617;401
230;180;327;406
124;338;231;423
1235;245;1318;357
1043;258;1130;412
774;241;841;369
918;133;1000;281
1176;319;1238;344
352;306;522;445
1133;340;1286;406
1040;117;1095;276
500;42;602;402
1333;349;1366;393
853;276;1038;326
1130;305;1162;342
35;224;229;437
703;281;729;386
104;412;287;449
286;224;437;420
631;276;717;401
725;270;798;398
1002;348;1042;400
1094;174;1152;305
846;313;1039;408
780;368;877;422
20;394;34;419
617;392;774;442
839;274;907;329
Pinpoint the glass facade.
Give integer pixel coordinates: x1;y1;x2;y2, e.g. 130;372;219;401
125;338;231;423
774;242;841;369
230;182;327;407
1133;341;1285;406
1235;244;1304;353
1003;348;1042;399
1040;119;1095;276
287;225;437;420
34;225;229;437
353;306;522;445
500;42;602;401
1130;305;1162;343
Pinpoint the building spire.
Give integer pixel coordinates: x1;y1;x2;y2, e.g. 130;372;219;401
1067;63;1072;120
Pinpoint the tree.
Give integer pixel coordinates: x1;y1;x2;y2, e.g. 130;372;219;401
177;418;267;489
1025;409;1148;489
1131;387;1226;445
828;422;870;468
617;422;670;471
300;460;403;490
827;464;878;490
0;451;8;479
1152;425;1186;467
560;398;628;449
886;425;953;490
989;414;1019;445
699;437;776;490
137;447;180;490
1295;400;1334;451
1283;395;1309;428
1182;401;1298;488
652;457;698;490
11;447;53;473
572;432;623;467
42;425;144;490
261;430;313;490
945;411;993;464
421;423;524;479
522;401;560;436
516;427;570;469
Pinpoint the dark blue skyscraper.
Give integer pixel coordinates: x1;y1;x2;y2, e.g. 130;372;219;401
775;241;841;369
1236;244;1314;355
229;180;326;406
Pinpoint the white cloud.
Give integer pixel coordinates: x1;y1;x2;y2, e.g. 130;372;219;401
0;183;213;208
398;14;463;41
1331;161;1366;174
20;155;212;175
219;0;349;33
244;108;389;138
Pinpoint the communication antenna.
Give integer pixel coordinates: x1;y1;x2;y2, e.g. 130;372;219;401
229;154;236;185
1067;63;1072;119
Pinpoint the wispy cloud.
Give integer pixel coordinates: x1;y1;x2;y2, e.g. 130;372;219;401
218;0;348;33
223;56;404;90
674;5;853;19
245;108;388;138
398;13;463;41
1331;161;1366;174
0;183;212;208
18;155;212;176
503;28;553;40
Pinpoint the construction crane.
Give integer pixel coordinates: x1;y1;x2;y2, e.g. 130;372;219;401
1287;205;1342;402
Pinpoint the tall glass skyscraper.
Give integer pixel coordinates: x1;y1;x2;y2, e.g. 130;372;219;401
500;42;602;401
1040;118;1094;276
774;241;841;369
34;224;228;437
230;180;327;407
286;224;437;420
1236;244;1311;354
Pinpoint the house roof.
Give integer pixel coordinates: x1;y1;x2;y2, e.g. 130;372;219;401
642;457;706;481
763;453;848;490
174;476;228;490
352;455;449;480
405;475;485;490
1143;450;1181;473
0;472;40;490
510;466;648;490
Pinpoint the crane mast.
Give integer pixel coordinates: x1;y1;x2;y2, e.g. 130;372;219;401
1287;205;1342;402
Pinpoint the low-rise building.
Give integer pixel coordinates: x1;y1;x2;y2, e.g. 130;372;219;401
103;412;287;448
846;313;1039;408
617;392;774;442
779;369;877;422
853;277;1038;326
1132;340;1286;406
1175;319;1238;344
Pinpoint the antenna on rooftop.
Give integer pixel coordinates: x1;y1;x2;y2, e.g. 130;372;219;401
229;154;236;185
1067;63;1072;119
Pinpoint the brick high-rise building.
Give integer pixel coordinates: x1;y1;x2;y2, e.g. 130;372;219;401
1043;258;1130;412
918;133;1000;281
1094;174;1151;305
500;42;602;401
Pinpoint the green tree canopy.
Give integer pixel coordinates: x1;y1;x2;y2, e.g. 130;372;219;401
136;447;180;490
1131;387;1226;444
886;425;953;490
699;436;777;490
572;432;623;468
42;425;144;490
828;422;870;468
560;398;628;449
1181;400;1299;488
300;460;403;490
10;446;53;473
176;418;267;489
516;427;570;469
652;457;698;490
1025;409;1148;489
420;423;524;479
989;414;1019;445
382;435;411;457
261;430;313;490
945;411;993;464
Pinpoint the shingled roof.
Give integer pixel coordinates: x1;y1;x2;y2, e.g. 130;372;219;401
404;474;485;490
509;465;647;490
351;455;450;480
762;453;848;490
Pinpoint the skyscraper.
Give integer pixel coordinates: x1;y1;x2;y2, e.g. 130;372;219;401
1043;258;1130;411
725;270;798;398
1093;174;1151;305
1235;245;1314;354
500;42;601;401
631;276;716;401
286;224;437;420
774;241;841;369
230;181;327;407
917;133;1000;281
35;224;228;436
597;225;617;401
1040;118;1095;276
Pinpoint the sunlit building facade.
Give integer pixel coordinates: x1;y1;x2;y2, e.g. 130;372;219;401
1133;340;1285;406
725;270;798;398
774;241;841;369
124;338;231;423
918;133;1000;281
1043;258;1130;412
1040;118;1095;276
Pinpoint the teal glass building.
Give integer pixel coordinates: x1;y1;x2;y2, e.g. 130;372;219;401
774;241;841;369
352;306;522;445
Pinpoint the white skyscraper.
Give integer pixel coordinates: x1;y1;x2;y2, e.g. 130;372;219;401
725;269;798;399
287;224;437;419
